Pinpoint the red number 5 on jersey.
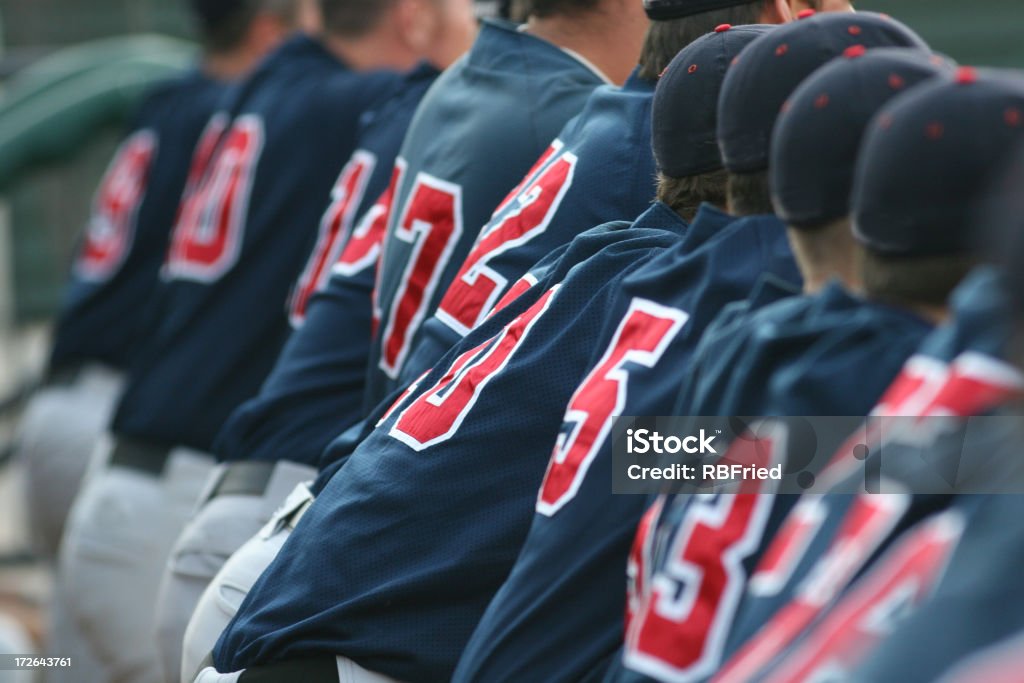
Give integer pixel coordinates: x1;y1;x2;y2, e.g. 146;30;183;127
537;298;689;516
165;115;263;283
75;130;158;281
378;168;463;379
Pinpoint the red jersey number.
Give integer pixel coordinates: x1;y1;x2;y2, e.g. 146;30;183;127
537;299;688;516
435;145;577;336
75;130;158;281
389;285;558;450
624;428;785;683
378;171;463;378
165;115;263;283
288;150;377;326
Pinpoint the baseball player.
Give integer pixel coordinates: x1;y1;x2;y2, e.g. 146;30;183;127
360;0;651;409
837;146;1024;683
394;0;804;388
449;23;798;683
15;0;295;561
158;2;480;679
55;1;415;680
706;69;1024;683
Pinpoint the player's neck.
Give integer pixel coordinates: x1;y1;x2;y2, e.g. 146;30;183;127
901;303;950;326
201;46;263;82
524;11;644;86
322;32;417;72
787;221;861;296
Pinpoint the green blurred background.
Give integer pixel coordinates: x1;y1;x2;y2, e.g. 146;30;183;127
0;0;1021;323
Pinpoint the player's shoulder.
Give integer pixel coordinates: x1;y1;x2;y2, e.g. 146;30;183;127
357;62;441;133
556;203;687;273
134;68;221;120
703;275;803;349
466;19;601;75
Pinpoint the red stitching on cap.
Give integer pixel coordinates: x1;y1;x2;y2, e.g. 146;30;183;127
889;74;905;90
844;45;867;59
926;122;944;140
815;93;830;109
798;9;816;19
1007;108;1022;127
715;24;732;33
848;25;863;35
955;66;978;85
688;64;698;74
776;44;789;57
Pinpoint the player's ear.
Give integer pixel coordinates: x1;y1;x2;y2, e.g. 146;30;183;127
296;0;324;34
396;0;441;54
761;0;795;23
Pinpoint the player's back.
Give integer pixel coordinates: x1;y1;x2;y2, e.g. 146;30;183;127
111;35;398;452
400;71;659;384
453;207;800;683
365;18;606;407
212;63;441;467
49;69;227;375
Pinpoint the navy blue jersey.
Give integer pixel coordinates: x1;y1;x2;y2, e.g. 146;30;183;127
213;205;686;682
110;36;398;451
453;207;800;683
363;19;606;408
853;491;1024;683
400;71;658;386
211;64;440;466
707;268;1023;682
49;69;226;373
609;283;935;683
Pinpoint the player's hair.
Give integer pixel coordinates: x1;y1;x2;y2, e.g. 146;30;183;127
727;170;773;217
526;0;602;19
859;248;977;310
637;0;765;80
199;0;302;54
657;168;729;222
320;0;404;37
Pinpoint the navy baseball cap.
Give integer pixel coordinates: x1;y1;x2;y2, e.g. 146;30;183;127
853;68;1024;257
772;49;954;229
653;24;774;177
189;0;249;27
718;12;928;174
644;0;761;21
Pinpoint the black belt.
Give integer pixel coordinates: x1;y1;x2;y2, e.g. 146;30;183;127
44;365;84;388
108;436;172;476
209;461;276;499
239;656;339;682
195;655;336;682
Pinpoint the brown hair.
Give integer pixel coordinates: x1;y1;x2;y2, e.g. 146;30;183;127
657;168;729;222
